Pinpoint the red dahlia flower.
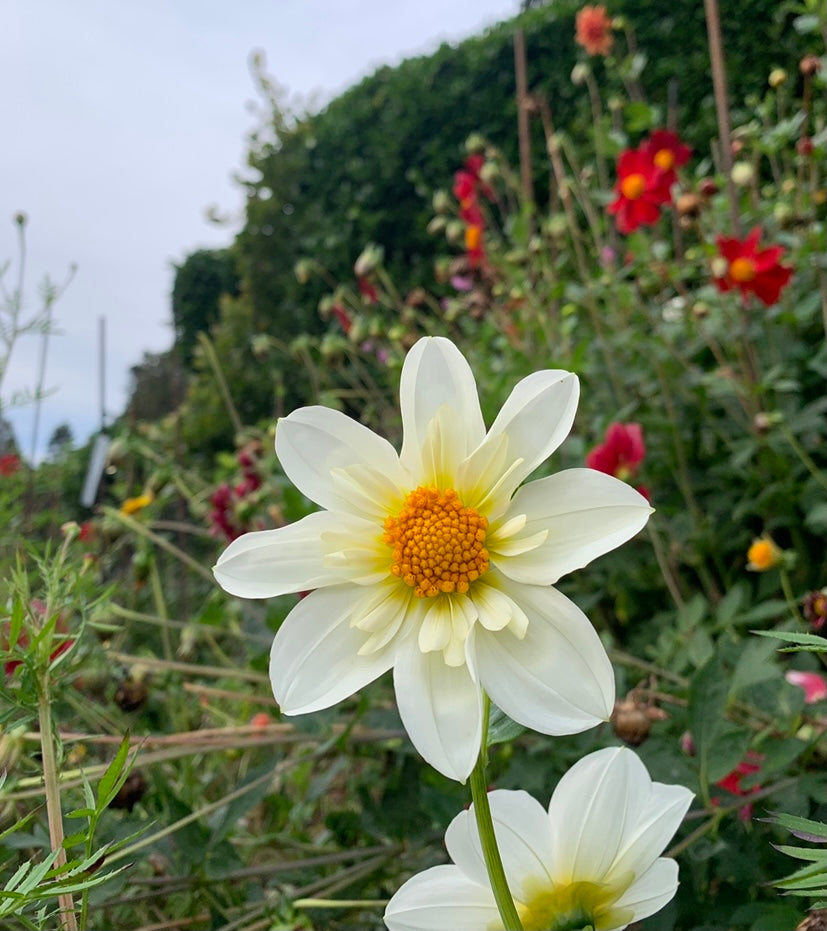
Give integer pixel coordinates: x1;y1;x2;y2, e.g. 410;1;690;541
575;5;614;56
713;227;793;306
608;148;671;234
713;752;764;820
587;423;648;498
643;130;691;184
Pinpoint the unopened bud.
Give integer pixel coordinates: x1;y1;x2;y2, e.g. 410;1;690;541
753;411;772;434
464;133;486;154
432;190;452;214
611;699;652;746
800;55;821;77
768;68;787;88
731;161;754;187
676;192;701;218
293;259;313;285
354;243;383;278
797;137;814;157
571;63;590;85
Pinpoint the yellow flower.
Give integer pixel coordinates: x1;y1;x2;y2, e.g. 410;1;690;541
746;535;781;572
120;493;154;516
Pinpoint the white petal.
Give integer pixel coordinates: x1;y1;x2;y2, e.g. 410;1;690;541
608;783;694;884
546;748;691;889
491;470;652;585
547;747;644;884
275;405;407;516
608;858;679;927
270;585;395;714
461;370;579;512
399;337;485;479
473;578;615;734
469;581;529;636
445;789;555;904
393;643;482;781
214;511;376;598
384;864;499;931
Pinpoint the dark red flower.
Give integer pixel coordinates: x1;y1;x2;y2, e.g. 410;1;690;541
0;454;21;476
802;589;827;633
453;169;477;206
331;304;352;334
78;521;95;543
713;227;793;306
608;148;671;234
357;275;379;304
587;423;645;482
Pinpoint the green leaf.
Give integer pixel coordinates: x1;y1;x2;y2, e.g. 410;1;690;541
689;656;730;789
773;844;827;862
714;583;745;628
65;808;96;820
763;811;827;841
753;630;827;651
487;704;525;747
95;734;132;812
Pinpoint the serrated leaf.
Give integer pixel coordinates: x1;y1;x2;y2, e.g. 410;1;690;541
753;630;827;652
763;811;827;841
773;844;827;862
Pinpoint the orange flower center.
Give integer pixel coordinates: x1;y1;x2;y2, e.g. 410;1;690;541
620;173;646;200
653;148;674;171
729;256;757;283
383;486;489;598
465;224;482;251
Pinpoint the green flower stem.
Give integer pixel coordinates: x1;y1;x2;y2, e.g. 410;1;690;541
469;695;524;931
37;686;78;931
779;566;805;626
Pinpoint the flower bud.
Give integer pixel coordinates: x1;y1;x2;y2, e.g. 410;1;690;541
676;192;701;218
799;55;821;77
768;68;787;88
464;133;486;154
731;161;754;186
571;62;590;85
797;136;814;157
611;698;652;746
293;259;313;285
354;243;383;278
432;190;452;214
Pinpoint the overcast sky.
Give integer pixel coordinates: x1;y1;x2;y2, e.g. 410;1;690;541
2;0;520;461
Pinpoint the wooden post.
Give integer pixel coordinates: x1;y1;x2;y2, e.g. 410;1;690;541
513;28;534;206
703;0;742;235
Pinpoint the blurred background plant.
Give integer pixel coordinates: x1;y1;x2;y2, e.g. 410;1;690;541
1;0;825;928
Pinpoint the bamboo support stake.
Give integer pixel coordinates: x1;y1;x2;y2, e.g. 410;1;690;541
513;28;534;207
703;0;742;236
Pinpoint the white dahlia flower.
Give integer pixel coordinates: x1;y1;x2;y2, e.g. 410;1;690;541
214;337;652;780
384;746;693;931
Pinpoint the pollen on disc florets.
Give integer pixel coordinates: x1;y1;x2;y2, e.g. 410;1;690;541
383;486;489;598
